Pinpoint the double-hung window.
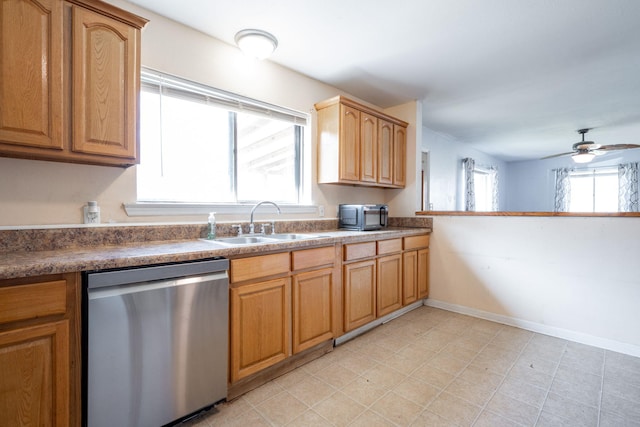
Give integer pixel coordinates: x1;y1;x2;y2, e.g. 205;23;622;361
137;69;307;205
568;167;618;212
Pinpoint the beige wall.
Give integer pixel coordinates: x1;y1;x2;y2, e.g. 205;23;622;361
428;215;640;357
0;0;418;227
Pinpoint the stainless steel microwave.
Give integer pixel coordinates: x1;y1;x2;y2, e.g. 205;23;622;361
338;204;388;231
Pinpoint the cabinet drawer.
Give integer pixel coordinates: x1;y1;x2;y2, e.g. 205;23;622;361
230;253;290;283
292;246;334;271
344;241;376;261
0;280;67;325
404;234;430;250
377;238;402;255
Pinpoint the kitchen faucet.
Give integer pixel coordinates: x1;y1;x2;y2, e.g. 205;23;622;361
249;201;281;234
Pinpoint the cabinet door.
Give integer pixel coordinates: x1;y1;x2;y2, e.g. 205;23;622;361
339;104;360;181
377;254;402;317
292;268;334;354
230;277;291;382
72;6;139;161
393;124;406;187
377;119;393;185
360;112;377;183
417;248;430;299
0;0;64;151
403;250;418;305
343;259;376;331
0;320;70;427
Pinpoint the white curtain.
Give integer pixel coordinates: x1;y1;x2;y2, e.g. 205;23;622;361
618;162;639;212
463;157;475;211
554;168;571;212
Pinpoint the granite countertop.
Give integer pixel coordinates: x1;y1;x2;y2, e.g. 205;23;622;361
0;218;432;280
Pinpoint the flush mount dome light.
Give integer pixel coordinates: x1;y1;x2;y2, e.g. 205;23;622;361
234;29;278;60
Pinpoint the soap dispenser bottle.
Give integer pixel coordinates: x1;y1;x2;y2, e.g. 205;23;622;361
207;212;217;239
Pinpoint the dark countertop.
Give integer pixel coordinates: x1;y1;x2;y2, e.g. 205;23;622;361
1;227;431;280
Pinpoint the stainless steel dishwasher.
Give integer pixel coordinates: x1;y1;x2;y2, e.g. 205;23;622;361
83;257;229;427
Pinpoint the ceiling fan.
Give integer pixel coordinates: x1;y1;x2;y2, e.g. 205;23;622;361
542;128;640;163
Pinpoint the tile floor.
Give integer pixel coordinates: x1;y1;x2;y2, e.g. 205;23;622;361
186;306;640;426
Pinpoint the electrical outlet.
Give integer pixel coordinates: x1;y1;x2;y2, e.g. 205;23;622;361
318;205;325;217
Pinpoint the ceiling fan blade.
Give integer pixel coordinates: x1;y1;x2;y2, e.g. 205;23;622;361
597;144;640;151
540;151;574;160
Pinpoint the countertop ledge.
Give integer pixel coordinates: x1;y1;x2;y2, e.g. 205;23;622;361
0;228;431;280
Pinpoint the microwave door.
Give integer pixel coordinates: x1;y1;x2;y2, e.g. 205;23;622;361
380;206;388;227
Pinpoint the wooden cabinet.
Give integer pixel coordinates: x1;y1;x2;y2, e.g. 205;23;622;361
377;239;403;317
0;273;80;427
291;246;337;354
343;259;377;331
230;277;291;383
315;95;408;188
0;0;147;167
403;234;430;304
229;253;290;383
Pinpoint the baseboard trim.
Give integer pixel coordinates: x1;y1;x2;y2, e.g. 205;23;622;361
335;300;424;346
424;299;640;358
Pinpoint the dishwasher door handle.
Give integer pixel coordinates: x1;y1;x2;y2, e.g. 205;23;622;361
87;271;228;300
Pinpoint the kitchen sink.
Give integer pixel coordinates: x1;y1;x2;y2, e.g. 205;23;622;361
214;236;276;245
265;233;320;240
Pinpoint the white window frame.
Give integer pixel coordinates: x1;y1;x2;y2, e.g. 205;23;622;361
567;166;619;213
125;68;316;217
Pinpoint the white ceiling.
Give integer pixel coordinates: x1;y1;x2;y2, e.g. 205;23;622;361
126;0;640;161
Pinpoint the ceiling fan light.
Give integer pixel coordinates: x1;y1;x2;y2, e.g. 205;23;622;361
572;152;595;163
234;29;278;59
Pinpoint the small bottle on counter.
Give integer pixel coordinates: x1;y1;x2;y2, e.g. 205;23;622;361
84;201;101;224
207;212;217;239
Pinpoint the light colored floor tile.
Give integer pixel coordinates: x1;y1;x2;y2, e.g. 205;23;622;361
371;391;423;426
414;329;459;352
606;350;640;374
339;376;387;406
474;410;523;427
412;364;455;389
535;410;578;426
360;364;406;389
541;392;598;427
256;391;308;426
459;364;505;389
242;380;285;406
486;391;540;426
444;376;497;406
498;376;548;408
549;376;601;408
286;409;333;426
427;352;469;376
384;350;428;375
411;409;458;427
287;375;336;407
604;362;640;389
600;387;640;420
602;374;640;404
523;335;567;363
599;410;640;427
393;377;441;407
441;341;481;363
315;362;359;389
312;391;366;427
508;361;554;390
427;391;482;426
349;409;396;427
336;351;380;376
219;408;271;427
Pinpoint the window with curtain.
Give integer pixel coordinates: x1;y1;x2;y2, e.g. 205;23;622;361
137;68;307;204
554;165;637;213
463;158;499;211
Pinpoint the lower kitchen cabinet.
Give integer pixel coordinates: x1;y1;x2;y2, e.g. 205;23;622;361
292;267;334;354
403;234;430;303
377;253;402;317
230;277;291;383
343;259;376;331
0;273;79;427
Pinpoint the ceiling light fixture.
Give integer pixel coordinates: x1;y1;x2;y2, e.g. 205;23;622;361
234;29;278;60
572;152;596;163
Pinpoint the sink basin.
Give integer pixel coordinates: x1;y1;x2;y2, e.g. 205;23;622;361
265;233;320;240
215;236;276;245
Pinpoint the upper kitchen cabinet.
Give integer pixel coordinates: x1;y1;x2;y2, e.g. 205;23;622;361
315;96;408;188
0;0;147;167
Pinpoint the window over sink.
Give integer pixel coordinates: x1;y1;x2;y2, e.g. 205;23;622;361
138;69;307;205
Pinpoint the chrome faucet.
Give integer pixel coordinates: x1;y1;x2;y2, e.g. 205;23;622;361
249;201;281;234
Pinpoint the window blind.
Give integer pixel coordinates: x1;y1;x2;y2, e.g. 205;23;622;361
140;68;308;126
